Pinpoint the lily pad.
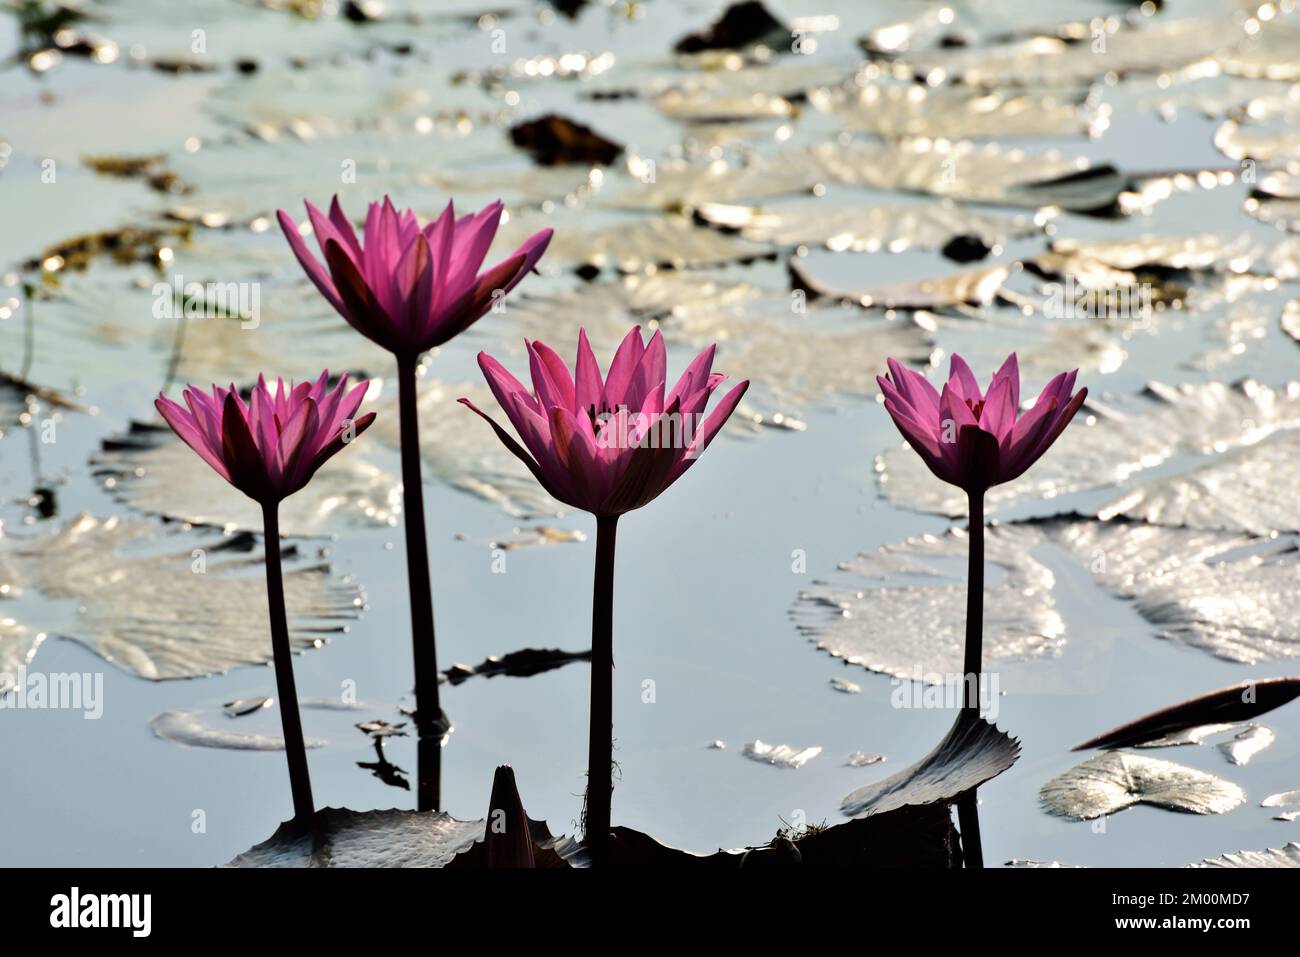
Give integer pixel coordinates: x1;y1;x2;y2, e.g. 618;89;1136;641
151;708;326;751
93;419;402;535
810;82;1098;139
842;713;1020;818
886;17;1249;88
225;808;486;867
1051;521;1300;664
0;514;363;680
697;197;1044;254
1040;752;1247;821
792;524;1064;682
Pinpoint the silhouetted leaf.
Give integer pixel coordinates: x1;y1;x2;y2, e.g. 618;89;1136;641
842;713;1020;818
1072;676;1300;749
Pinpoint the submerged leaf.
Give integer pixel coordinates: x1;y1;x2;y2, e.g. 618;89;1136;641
842;714;1020;818
1040;752;1246;820
0;514;362;680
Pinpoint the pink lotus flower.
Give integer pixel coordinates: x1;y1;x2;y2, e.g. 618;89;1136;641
277;196;551;357
876;354;1086;493
155;371;375;506
459;326;749;517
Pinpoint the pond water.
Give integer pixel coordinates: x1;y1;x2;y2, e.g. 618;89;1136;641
1;0;1298;867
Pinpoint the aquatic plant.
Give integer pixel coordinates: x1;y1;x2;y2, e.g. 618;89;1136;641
877;353;1086;864
155;372;375;825
277;196;551;802
462;326;748;865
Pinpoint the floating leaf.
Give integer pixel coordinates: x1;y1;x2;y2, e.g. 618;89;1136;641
611;139;1116;214
1073;676;1300;749
222;697;272;718
829;677;861;694
792;256;1013;310
810;82;1097;139
0;514;362;680
792;524;1063;682
886;17;1248;87
93;419;402;535
1039;752;1246;821
0;617;43;696
1263;790;1300;808
1188;842;1300;868
742;740;822;769
1051;522;1300;664
697;198;1043;254
495;209;771;274
842;714;1020;818
151;708;326;751
225;808;487;867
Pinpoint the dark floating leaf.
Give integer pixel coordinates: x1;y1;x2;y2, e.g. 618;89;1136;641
842;714;1020;818
1188;843;1300;868
222;697;272;718
509;114;622;167
673;1;788;55
355;720;408;739
1072;677;1300;750
1040;752;1246;821
440;648;591;685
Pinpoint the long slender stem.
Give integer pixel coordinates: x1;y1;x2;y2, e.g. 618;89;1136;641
261;503;315;827
957;791;983;868
20;282;35;382
958;489;985;868
396;355;442;812
585;514;618;867
963;490;984;717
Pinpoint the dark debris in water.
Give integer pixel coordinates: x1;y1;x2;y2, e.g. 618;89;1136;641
673;1;788;56
508;114;622;167
440;647;591;685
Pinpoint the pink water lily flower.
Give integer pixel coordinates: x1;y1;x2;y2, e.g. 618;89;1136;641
877;354;1087;493
277;195;552;357
460;326;749;517
155;371;375;506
